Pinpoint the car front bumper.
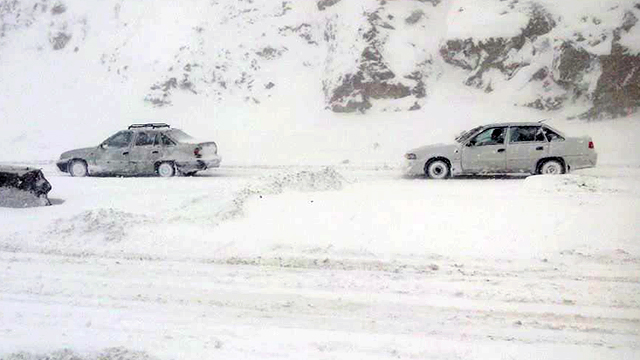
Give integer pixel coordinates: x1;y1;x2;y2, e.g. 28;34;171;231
403;159;425;176
56;160;69;173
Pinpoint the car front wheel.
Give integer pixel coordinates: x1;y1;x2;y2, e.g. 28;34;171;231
539;159;565;175
426;159;450;179
157;162;175;177
69;160;88;177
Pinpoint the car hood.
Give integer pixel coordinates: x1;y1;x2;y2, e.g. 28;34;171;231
406;143;459;157
59;147;96;160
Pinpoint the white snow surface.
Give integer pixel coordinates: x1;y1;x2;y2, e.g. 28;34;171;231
1;0;640;359
1;164;640;359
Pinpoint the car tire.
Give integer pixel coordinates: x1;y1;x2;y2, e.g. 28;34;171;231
157;162;175;177
538;159;565;175
426;159;450;179
69;160;88;177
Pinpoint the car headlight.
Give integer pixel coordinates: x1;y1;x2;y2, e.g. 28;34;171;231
405;153;417;160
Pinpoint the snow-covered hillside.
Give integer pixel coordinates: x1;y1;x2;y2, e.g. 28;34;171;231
2;2;640;359
0;0;639;165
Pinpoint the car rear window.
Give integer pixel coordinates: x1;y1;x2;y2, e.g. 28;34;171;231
509;126;545;143
167;129;194;143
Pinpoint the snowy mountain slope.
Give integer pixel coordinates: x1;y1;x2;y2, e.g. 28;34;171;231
0;0;638;166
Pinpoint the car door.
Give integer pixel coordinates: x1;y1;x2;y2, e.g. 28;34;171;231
506;126;549;173
461;127;508;173
129;131;162;174
97;131;134;174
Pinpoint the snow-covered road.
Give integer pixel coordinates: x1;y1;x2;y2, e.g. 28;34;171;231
1;165;639;359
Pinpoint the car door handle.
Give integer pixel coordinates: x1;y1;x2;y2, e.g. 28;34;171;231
151;151;159;154
497;148;505;153
122;151;129;155
536;146;544;151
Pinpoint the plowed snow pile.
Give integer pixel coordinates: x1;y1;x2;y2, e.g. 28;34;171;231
2;348;159;360
0;187;49;208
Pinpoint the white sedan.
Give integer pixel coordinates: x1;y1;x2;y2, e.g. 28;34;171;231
404;122;597;179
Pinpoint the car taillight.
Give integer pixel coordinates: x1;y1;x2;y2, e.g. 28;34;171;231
588;141;594;149
194;147;201;158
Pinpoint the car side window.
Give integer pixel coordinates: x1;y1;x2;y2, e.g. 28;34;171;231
155;133;176;146
103;131;133;148
509;126;545;143
469;127;506;146
135;132;156;146
543;127;565;142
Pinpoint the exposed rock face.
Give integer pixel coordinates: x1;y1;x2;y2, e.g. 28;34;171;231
582;13;640;119
1;0;637;119
440;1;640;118
441;4;556;91
317;0;341;11
323;5;433;113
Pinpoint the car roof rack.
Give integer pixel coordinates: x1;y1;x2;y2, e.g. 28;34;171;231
128;123;170;130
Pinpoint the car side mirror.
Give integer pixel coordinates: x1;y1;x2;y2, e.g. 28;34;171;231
99;143;108;149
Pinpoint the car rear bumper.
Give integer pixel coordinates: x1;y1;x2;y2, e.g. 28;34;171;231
566;152;597;171
175;156;222;172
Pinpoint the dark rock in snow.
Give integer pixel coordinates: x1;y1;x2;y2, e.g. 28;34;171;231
441;5;555;88
51;3;67;15
581;11;640;119
50;32;71;50
405;10;425;25
0;166;52;208
325;7;427;113
555;43;594;86
317;0;341;11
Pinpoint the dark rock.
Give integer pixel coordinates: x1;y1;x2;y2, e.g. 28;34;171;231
325;8;421;113
525;96;565;111
530;67;549;81
417;0;441;5
441;4;555;88
50;32;71;50
0;166;52;207
51;3;66;15
405;10;425;25
255;46;286;59
582;50;640;119
621;10;638;32
317;0;341;11
580;12;640;119
555;42;594;85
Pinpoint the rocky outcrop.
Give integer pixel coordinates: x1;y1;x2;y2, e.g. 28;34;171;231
323;6;433;113
441;4;555;91
441;2;640;119
317;0;341;11
581;12;640;119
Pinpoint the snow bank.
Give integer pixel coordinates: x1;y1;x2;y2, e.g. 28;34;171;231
0;187;50;208
2;348;159;360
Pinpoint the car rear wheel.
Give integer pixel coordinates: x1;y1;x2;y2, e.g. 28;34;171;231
69;160;88;177
157;162;175;177
426;159;450;179
539;159;564;175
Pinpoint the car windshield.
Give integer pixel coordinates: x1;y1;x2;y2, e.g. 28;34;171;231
455;126;483;143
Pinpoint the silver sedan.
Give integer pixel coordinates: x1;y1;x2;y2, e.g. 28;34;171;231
57;123;222;177
404;122;597;179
